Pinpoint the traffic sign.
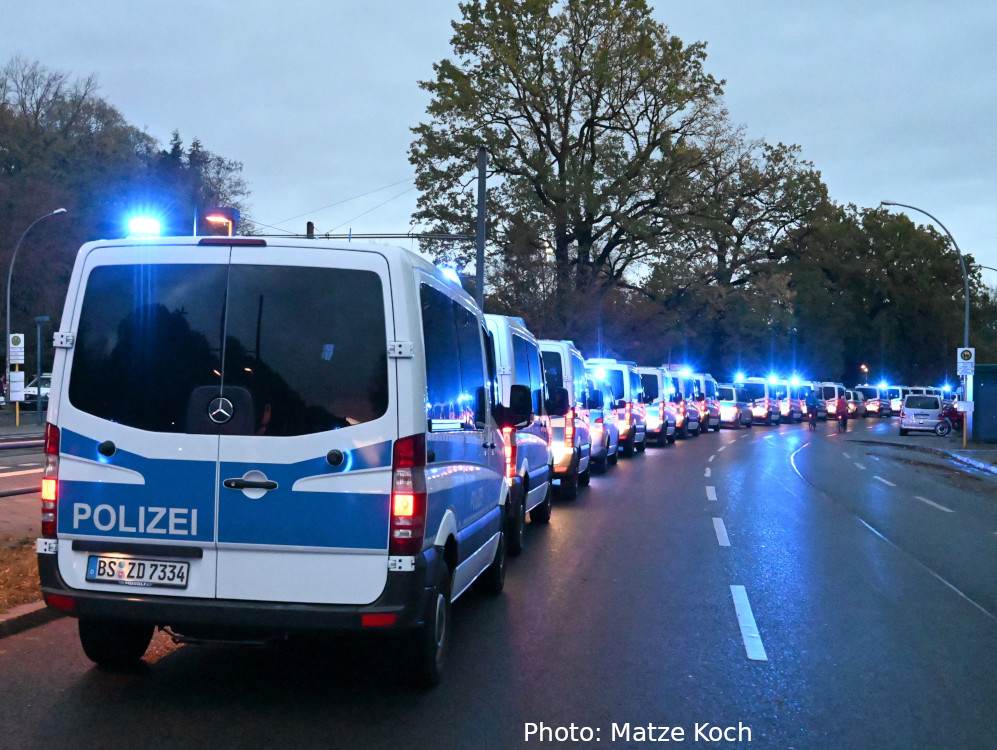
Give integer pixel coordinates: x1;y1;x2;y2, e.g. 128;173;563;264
9;370;24;401
8;333;24;365
957;347;975;376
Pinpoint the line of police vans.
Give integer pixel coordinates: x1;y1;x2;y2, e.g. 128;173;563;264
31;237;920;687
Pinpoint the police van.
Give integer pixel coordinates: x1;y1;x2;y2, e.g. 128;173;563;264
37;236;513;686
586;358;646;455
539;339;592;499
634;366;677;446
485;315;553;554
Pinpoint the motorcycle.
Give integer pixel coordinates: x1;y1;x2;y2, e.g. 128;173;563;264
934;403;963;437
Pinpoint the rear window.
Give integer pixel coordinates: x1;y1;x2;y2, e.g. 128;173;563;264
743;382;766;401
906;395;940;410
640;373;659;401
718;386;735;401
69;263;389;435
856;387;877;400
541;350;563;396
820;386;838;400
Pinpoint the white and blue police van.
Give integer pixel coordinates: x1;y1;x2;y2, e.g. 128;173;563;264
634;366;677;446
37;236;515;686
539;339;592;500
485;314;552;554
585;358;647;455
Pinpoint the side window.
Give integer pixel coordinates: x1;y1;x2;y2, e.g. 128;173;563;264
541;350;563;397
454;302;486;428
705;380;716;399
420;284;462;429
484;327;497;412
571;352;586;405
630;371;642;402
527;344;545;415
512;335;531;389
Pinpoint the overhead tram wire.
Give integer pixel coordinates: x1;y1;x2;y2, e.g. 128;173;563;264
323;185;419;235
266;177;415;230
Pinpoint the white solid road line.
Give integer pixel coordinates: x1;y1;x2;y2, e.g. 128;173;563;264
914;496;954;512
704;467;711;478
730;586;768;661
854;462;865;470
874;476;896;487
713;518;731;547
0;468;43;478
706;486;718;502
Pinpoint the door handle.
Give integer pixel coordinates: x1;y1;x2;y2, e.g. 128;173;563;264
223;478;278;491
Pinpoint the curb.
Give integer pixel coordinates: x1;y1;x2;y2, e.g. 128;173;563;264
856;439;997;476
0;600;64;639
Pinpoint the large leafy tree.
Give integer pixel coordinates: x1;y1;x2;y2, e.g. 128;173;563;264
411;0;724;297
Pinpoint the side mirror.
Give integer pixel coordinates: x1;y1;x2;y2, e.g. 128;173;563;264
496;384;533;429
546;387;570;417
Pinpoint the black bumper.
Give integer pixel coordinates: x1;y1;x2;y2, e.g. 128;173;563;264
38;549;439;634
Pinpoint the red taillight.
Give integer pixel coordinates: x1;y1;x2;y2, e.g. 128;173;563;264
361;613;397;628
623;402;632;428
503;427;517;480
389;434;427;556
42;423;59;538
564;408;575;447
43;593;76;613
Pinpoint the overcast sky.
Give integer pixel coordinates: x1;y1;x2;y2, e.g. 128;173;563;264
7;1;996;282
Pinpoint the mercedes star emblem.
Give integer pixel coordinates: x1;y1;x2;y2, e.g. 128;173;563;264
208;397;235;424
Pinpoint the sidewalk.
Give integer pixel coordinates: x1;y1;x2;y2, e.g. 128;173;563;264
0;403;47;439
842;421;997;476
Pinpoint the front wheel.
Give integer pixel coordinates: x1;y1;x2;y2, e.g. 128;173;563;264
578;464;591;486
934;420;952;437
79;619;154;669
506;494;526;556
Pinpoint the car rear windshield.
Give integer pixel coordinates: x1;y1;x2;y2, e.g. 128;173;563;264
856;387;878;400
906;395;940;410
743;383;766;400
69;263;388;435
820;386;838;400
718;386;735;401
640;373;659;401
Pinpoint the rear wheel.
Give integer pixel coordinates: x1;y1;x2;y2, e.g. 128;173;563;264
592;452;608;473
608;444;619;465
578;464;591;486
934;421;951;437
636;437;647;452
506;492;526;556
410;566;452;688
621;433;635;456
667;432;676;444
899;428;908;436
477;534;506;595
532;482;554;520
78;619;154;669
557;470;578;501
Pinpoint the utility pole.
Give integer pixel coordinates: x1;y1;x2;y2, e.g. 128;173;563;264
475;146;487;310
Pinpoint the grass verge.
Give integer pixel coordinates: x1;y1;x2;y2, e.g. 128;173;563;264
1;536;41;613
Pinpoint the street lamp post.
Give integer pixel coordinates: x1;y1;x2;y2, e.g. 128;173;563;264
880;201;971;445
5;209;66;407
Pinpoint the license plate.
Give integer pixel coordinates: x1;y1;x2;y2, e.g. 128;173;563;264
86;556;189;589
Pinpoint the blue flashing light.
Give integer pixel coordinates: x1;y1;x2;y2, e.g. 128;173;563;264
767;374;778;385
680;367;693;377
878;381;889;389
790;376;801;386
594;367;607;381
127;216;161;238
734;371;745;384
439;265;461;284
942;384;952;392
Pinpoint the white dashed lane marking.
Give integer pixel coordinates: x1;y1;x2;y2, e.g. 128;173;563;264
730;586;768;661
704;468;711;478
874;476;896;487
708;454;715;463
843;451;852;458
854;462;865;470
914;496;954;512
706;486;718;502
713;518;731;547
717;445;726;452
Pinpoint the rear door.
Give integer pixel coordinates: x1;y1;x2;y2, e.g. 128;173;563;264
56;245;230;599
214;246;396;605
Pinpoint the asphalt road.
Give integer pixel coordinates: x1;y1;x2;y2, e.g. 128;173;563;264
1;419;994;749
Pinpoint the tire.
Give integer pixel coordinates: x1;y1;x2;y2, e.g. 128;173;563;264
688;425;699;437
477;533;506;595
713;421;721;432
410;565;452;688
532;482;554;520
608;445;619;465
666;432;676;444
78;618;154;669
556;470;578;501
506;492;526;556
899;428;908;436
578;464;591;486
592;452;608;474
621;432;635;457
636;437;647;452
934;421;951;437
